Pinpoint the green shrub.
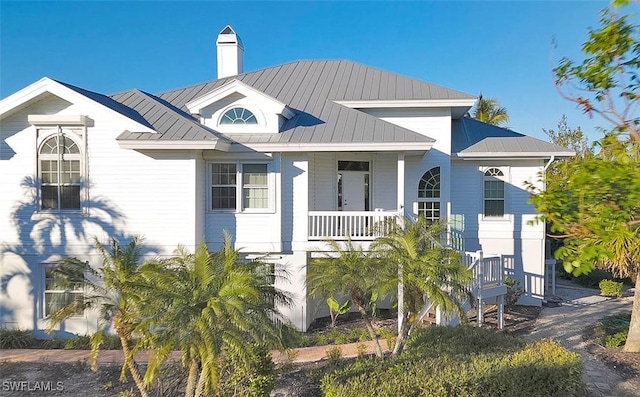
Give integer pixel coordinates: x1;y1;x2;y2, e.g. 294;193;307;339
64;335;91;349
603;331;628;347
594;312;631;347
218;344;276;397
0;329;35;349
326;346;343;366
599;279;623;297
321;326;583;397
504;276;524;307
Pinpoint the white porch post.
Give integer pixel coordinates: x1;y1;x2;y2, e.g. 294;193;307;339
397;152;405;334
497;295;504;330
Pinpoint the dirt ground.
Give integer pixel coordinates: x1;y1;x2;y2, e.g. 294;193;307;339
1;306;639;397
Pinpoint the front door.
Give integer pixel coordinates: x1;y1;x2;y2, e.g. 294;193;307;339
341;171;368;211
337;161;370;211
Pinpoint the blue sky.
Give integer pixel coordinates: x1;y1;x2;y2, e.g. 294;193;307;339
1;1;630;142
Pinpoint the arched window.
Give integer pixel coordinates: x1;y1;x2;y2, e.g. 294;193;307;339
417;167;440;222
39;134;81;210
483;167;505;217
220;107;258;125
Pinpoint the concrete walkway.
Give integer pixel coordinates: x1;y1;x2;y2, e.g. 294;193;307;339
0;339;387;365
527;279;637;397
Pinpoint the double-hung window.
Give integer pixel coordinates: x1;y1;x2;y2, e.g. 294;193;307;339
483;167;505;217
44;266;84;318
211;163;269;211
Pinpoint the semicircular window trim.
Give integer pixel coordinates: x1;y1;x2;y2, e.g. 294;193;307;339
220;107;258;125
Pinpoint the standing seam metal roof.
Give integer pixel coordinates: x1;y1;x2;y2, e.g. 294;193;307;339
133;60;472;145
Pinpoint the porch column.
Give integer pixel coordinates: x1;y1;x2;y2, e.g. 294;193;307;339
397;152;405;334
397;152;405;215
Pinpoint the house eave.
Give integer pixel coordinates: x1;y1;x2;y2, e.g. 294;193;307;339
454;151;576;160
117;139;231;151
229;141;434;153
334;98;477;109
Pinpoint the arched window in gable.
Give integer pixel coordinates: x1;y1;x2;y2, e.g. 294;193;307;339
220;107;258;125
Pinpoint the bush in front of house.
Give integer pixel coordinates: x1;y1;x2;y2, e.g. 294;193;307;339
0;328;35;349
321;326;583;397
598;279;623;298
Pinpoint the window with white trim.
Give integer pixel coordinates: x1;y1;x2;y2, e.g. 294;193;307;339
418;167;440;222
39;132;81;210
483;168;505;217
44;265;84;318
220;107;258;125
211;163;270;211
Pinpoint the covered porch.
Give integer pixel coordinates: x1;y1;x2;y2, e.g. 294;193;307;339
305;151;410;241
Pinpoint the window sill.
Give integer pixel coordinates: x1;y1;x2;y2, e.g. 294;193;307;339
208;209;276;215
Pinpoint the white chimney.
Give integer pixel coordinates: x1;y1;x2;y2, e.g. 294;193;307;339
216;25;244;79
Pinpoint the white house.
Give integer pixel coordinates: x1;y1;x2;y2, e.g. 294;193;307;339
0;26;572;335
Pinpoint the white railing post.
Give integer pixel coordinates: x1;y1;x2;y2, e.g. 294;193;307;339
476;249;484;326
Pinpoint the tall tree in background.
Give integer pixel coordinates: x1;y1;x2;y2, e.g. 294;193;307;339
544;115;591;156
470;96;510;126
530;1;640;352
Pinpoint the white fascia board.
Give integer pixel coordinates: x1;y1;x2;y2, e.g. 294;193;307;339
333;98;477;109
28;114;89;126
186;79;294;119
118;139;231;151
0;77;155;133
454;151;575;160
229;141;433;153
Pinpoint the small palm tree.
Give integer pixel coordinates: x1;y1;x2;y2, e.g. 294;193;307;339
471;96;510;126
372;217;472;356
307;238;394;358
136;233;292;397
46;237;150;397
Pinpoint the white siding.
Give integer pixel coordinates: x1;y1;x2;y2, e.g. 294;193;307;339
361;108;452;219
0;92;200;333
450;160;546;304
372;152;397;210
309;153;335;211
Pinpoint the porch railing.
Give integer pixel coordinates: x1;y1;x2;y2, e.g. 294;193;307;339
462;251;504;291
308;211;400;240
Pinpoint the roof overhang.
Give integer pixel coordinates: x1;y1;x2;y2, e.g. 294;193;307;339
454;151;576;160
117;139;231;151
186;79;295;119
0;77;155;133
334;98;477;118
228;141;434;154
28;114;90;126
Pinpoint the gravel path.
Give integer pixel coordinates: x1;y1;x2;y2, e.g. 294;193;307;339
527;280;637;397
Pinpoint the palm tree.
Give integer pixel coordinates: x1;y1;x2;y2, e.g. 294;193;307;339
372;217;472;356
471;96;510;126
46;237;150;397
307;238;394;358
136;233;292;397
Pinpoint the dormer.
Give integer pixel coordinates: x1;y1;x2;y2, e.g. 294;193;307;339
186;79;294;134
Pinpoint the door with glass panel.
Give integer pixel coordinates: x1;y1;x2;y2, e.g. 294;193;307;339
337;161;370;237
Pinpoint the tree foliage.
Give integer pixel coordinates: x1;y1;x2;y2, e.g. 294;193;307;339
136;234;292;397
470;96;510;126
46;237;150;397
372;217;472;356
532;1;640;352
554;6;640;143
